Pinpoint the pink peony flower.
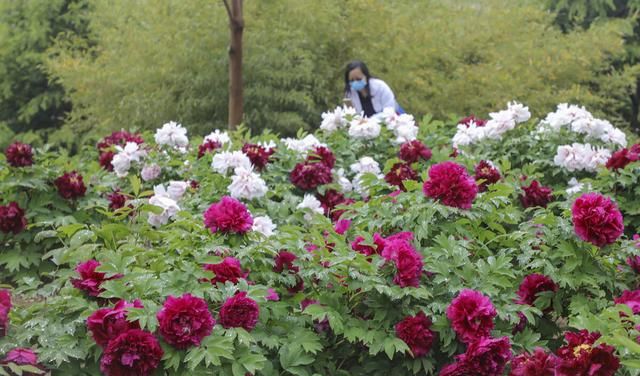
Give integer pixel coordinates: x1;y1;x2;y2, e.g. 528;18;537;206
399;140;432;164
516;274;558;306
614;289;640;314
99;329;163;376
203;196;253;234
54;171;87;200
333;219;351;235
308;146;336;169
395;311;435;357
440;336;511;376
218;292;259;331
572;193;624;247
71;259;122;297
242;143;275;169
203;257;248;285
446;289;497;343
381;237;423;288
157;293;215;349
627;254;640;274
520;180;553;208
5;142;34;167
555;330;620;376
423;161;478;209
0;289;11;338
509;347;557;376
0;202;27;235
289;161;333;191
385;162;418;191
474;160;501;192
2;347;38;366
198;139;222;159
87;299;143;348
265;288;280;301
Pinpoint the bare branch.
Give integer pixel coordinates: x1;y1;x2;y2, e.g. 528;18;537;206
222;0;232;20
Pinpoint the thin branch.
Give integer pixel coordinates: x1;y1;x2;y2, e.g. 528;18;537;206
222;0;233;20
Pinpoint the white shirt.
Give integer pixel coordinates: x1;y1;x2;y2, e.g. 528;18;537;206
346;78;396;115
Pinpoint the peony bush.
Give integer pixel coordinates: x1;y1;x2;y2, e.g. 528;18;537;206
0;104;640;375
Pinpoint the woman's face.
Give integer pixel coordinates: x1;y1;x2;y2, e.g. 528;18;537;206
348;67;366;83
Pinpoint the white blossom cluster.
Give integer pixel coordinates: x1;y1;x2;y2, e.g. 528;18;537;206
147;181;189;227
252;215;277;237
281;134;326;155
553;143;611;172
376;107;419;144
452;101;531;148
111;142;147;178
349;156;383;198
565;177;592;195
539;103;626;147
155;121;189;151
348;116;381;140
296;194;324;222
319;105;357;133
227;166;268;200
203;129;231;147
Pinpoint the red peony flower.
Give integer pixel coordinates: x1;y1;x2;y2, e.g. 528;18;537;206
0;289;11;338
308;146;336;169
289;161;333;191
385;162;418;191
474;160;501;192
99;329;163;376
446;289;497;343
440;336;511;376
203;257;248;285
5;142;34;167
399;140;432;164
87;299;143;348
218;292;260;331
572;193;624;247
627;255;640;274
458;114;487;127
71;259;122;297
509;347;557;376
198;139;222;159
520;180;553;208
516;273;558;306
606;144;640;171
614;289;640;314
274;251;299;273
97;131;144;151
555;330;620;376
54;171;87;200
203;196;253;234
99;151;116;171
107;190;128;211
242;143;275;169
157;293;215;349
395;311;435;357
351;236;377;257
0;202;27;235
316;189;354;221
423;161;478;209
300;299;330;333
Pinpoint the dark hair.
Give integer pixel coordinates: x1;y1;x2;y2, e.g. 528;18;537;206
344;60;372;94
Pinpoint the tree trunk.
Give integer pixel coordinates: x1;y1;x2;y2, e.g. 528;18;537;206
225;0;244;130
631;76;640;134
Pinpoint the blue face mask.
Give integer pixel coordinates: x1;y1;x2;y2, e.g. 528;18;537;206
350;79;366;91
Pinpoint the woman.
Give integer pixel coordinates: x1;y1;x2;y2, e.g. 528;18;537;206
343;60;402;117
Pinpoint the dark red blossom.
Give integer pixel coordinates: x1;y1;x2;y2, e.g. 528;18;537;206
316;189;354;221
87;299;143;348
100;329;163;376
399;140;432;164
440;336;511;376
614;289;640;314
510;347;556;376
0;289;11;338
423;161;478;209
274;251;299;273
474;160;501;192
446;289;496;343
99;151;116;171
218;292;259;331
157;293;215;349
97;131;144;151
71;260;122;297
107;190;129;211
385;162;418;191
0;202;27;235
308;146;336;169
572;193;623;247
555;330;620;376
54;171;87;200
203;257;248;285
242;143;275;169
606;144;640;171
458;114;487;127
516;274;558;306
395;311;435;357
5;142;33;167
289;161;333;191
520;180;553;208
198;139;222;159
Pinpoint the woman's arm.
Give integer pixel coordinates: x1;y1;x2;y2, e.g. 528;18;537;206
371;78;396;112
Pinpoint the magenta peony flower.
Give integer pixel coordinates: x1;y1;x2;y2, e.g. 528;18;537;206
54;171;87;200
555;330;620;376
274;251;299;273
5;142;34;167
440;336;511;376
627;255;640;274
385;162;418;191
289;161;333;191
459;114;487;127
516;274;558;306
446;289;497;343
316;189;354;221
242;143;275;169
614;289;640;314
509;347;557;376
203;196;253;234
265;288;280;301
0;289;11;338
218;292;260;331
520;180;553;208
395;311;435;357
351;236;377;257
572;193;624;247
99;329;163;376
606;144;640;171
2;347;38;366
87;299;143;348
198;139;222;159
381;237;423;288
423;161;478;209
0;202;27;234
157;293;215;349
399;140;432;164
474;160;501;192
203;257;248;285
334;219;351;235
308;146;336;169
71;259;122;297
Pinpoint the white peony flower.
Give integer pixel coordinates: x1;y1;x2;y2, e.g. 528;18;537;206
281;134;325;155
148;194;180;227
228;166;268;200
211;151;252;174
566;177;593;195
601;127;627;147
252;216;277;237
155;121;189;149
393;123;419;144
507;101;531;123
258;140;277;152
553;143;610;172
166;181;189;201
141;164;161;181
320;106;348;133
297;194;324;221
204;129;231;146
348;117;381;140
111;142;147;178
335;168;353;192
350;156;381;175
